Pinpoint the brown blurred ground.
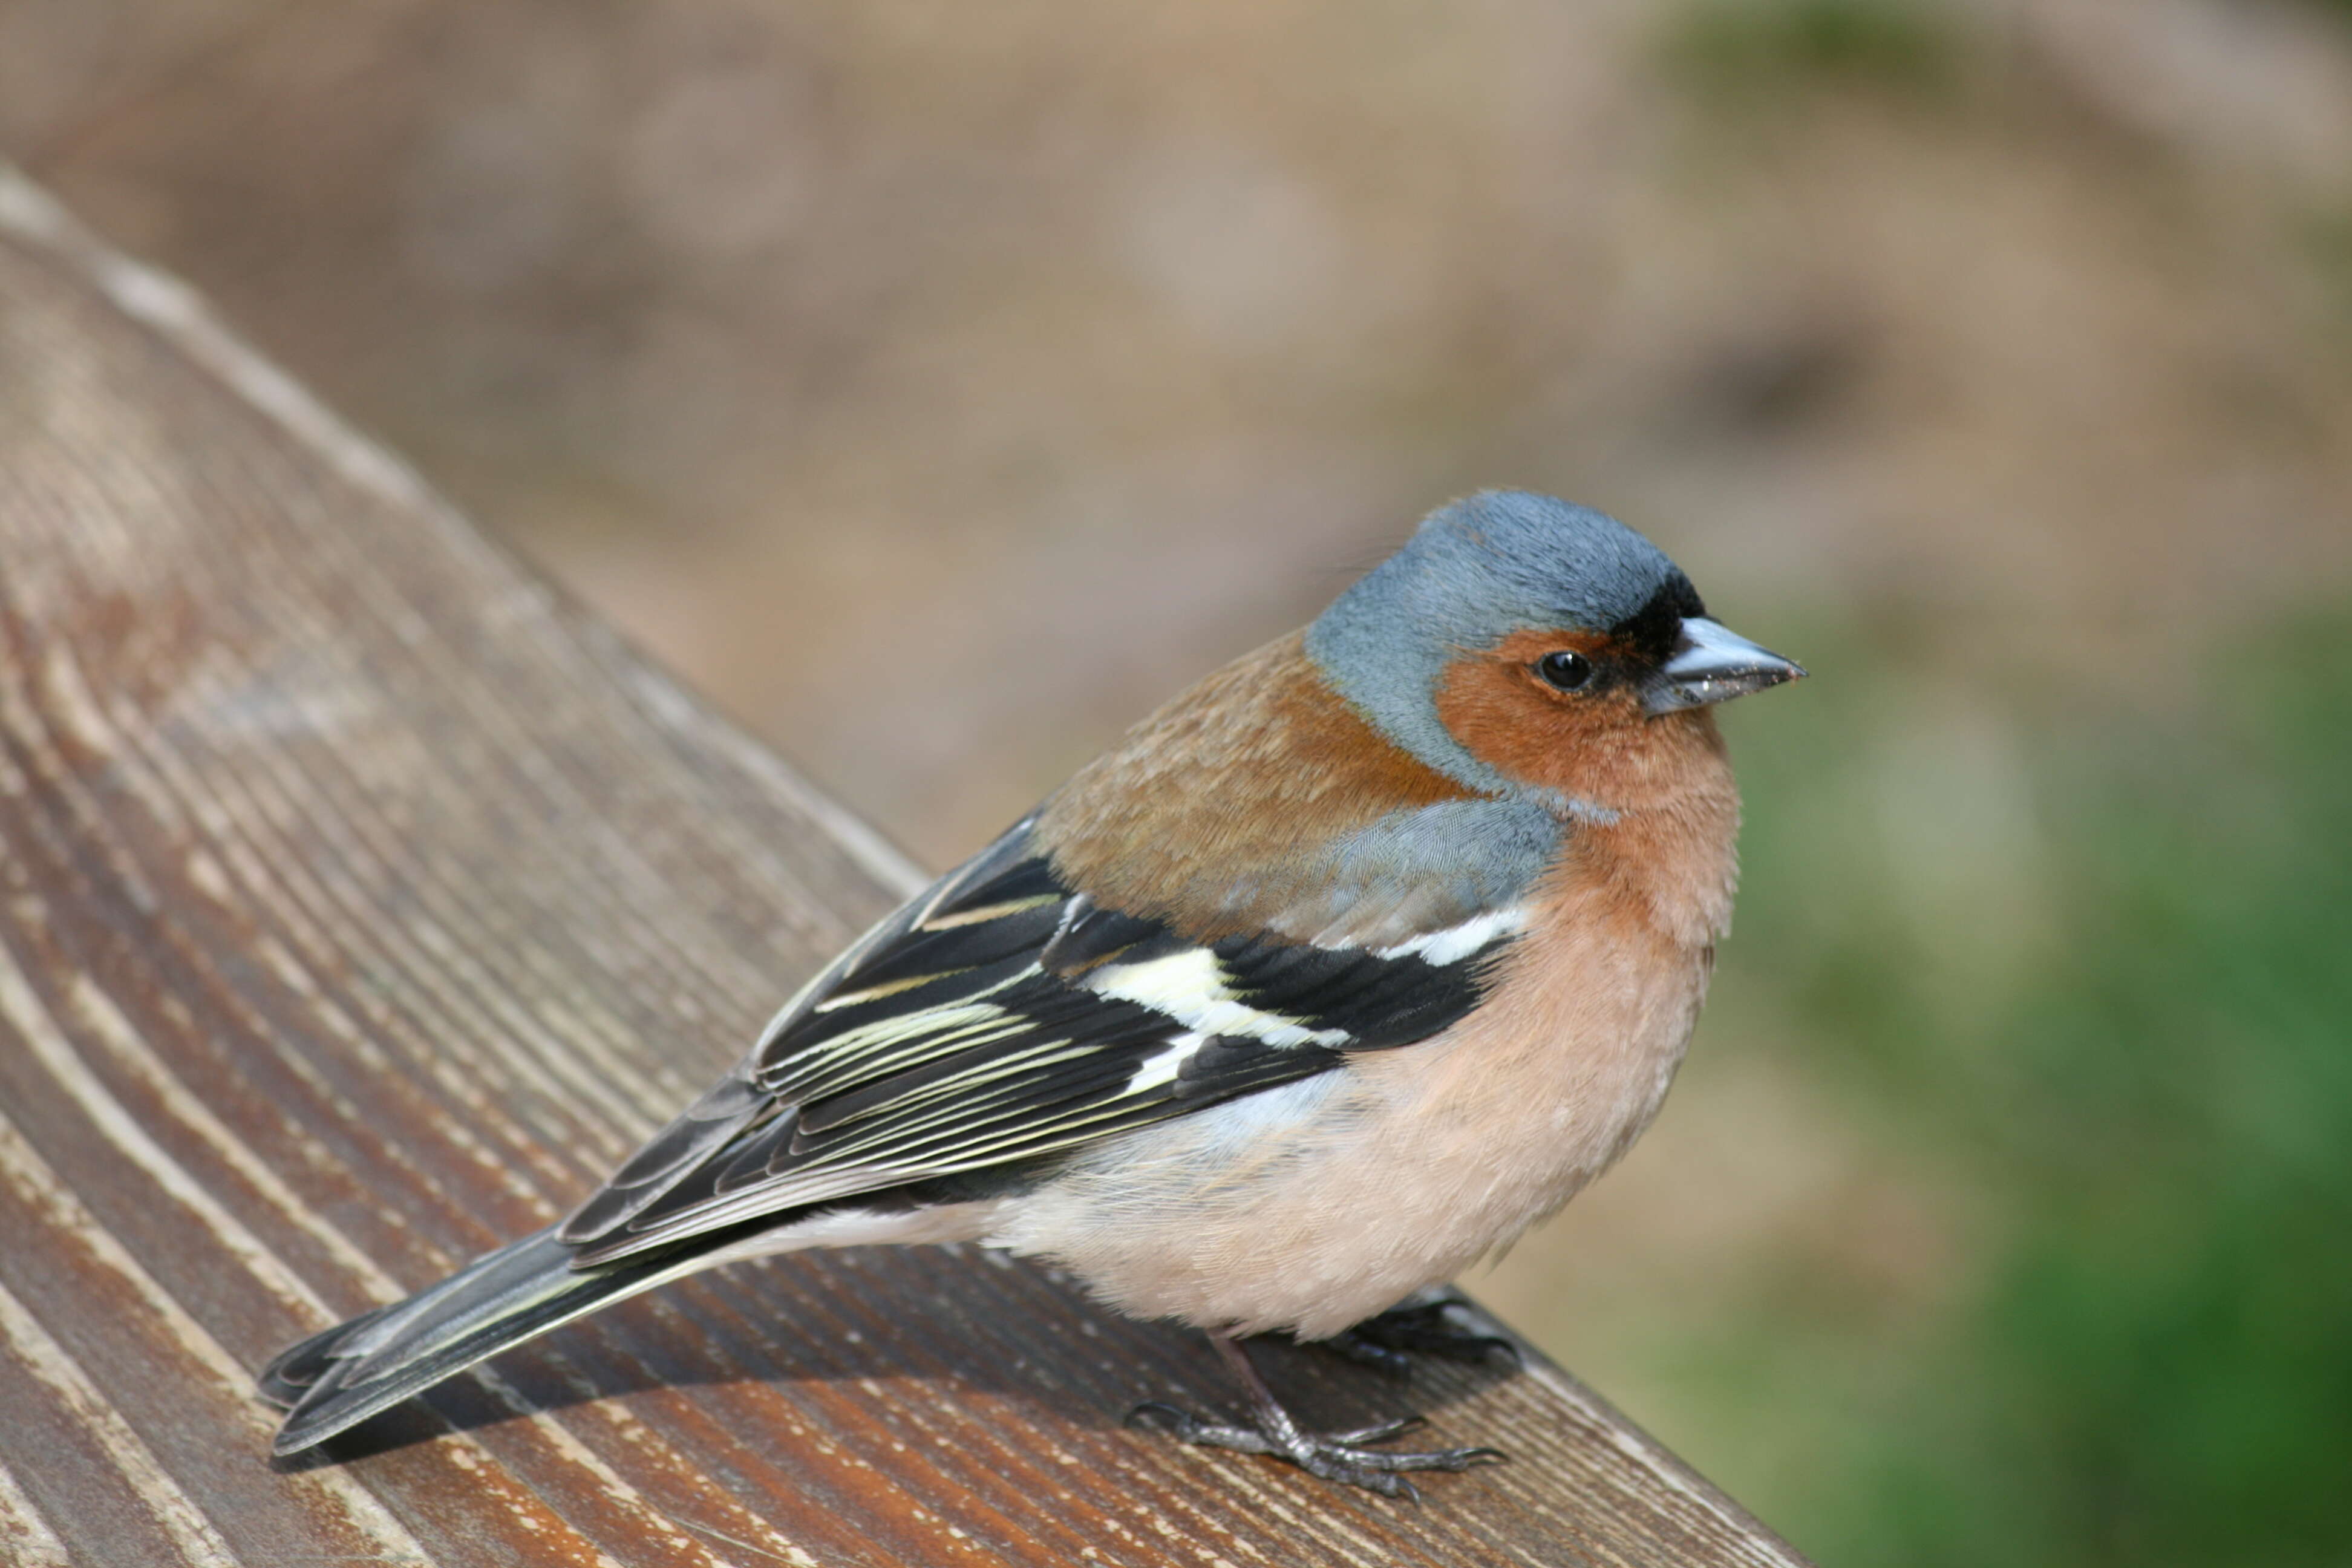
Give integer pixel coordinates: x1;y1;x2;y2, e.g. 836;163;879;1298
9;0;2352;1553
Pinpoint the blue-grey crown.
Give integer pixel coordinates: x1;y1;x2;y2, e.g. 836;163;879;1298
1304;491;1692;797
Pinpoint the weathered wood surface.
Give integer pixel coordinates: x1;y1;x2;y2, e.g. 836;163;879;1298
0;163;1811;1568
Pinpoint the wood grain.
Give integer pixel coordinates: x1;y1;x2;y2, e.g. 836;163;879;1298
0;162;1813;1568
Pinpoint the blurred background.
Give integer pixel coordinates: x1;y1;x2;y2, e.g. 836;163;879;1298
7;0;2351;1560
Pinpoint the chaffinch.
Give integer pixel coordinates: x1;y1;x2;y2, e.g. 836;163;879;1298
260;490;1803;1497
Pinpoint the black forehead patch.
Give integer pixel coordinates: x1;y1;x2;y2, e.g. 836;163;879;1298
1609;572;1706;664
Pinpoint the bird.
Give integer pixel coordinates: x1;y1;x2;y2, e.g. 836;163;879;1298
258;489;1803;1497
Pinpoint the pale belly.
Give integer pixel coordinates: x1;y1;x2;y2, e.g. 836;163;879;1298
987;919;1714;1339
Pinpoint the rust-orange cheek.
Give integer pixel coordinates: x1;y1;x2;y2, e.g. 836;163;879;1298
1432;629;1650;803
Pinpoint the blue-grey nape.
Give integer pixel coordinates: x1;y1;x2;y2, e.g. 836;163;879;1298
1304;491;1697;797
1269;797;1568;941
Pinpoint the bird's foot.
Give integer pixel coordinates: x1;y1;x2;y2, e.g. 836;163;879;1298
1136;1329;1508;1498
1319;1291;1521;1379
1128;1402;1503;1500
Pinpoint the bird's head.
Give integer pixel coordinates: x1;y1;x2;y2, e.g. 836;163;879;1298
1304;491;1803;814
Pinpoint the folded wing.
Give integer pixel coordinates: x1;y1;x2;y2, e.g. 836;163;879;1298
558;816;1526;1264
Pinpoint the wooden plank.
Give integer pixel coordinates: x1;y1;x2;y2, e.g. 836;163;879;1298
0;162;1812;1568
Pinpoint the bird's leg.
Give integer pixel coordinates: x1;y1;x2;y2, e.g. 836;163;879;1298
1318;1287;1521;1379
1128;1333;1504;1499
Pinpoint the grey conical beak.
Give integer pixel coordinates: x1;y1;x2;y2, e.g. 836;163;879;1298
1645;617;1806;714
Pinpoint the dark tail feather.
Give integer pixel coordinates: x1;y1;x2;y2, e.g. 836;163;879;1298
260;1226;686;1456
258;1301;398;1409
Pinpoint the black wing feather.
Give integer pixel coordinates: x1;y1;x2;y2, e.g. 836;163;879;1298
562;817;1521;1265
1212;934;1493;1048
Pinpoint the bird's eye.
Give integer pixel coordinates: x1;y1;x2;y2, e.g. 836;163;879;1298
1537;650;1593;691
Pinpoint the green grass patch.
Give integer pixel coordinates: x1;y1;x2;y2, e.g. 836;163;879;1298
1661;0;1962;100
1694;606;2352;1566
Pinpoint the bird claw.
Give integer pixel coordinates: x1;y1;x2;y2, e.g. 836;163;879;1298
1316;1331;1416;1379
1324;1292;1522;1374
1128;1400;1505;1500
